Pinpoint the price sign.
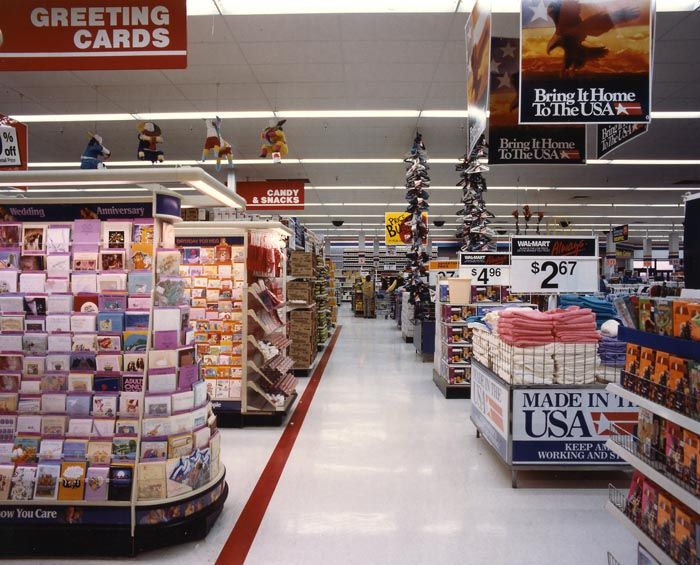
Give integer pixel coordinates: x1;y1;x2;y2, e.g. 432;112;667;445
459;253;510;286
0;125;21;167
429;260;459;286
510;236;598;293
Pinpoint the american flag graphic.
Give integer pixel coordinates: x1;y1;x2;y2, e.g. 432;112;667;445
615;102;643;116
590;411;638;436
486;395;505;433
560;149;581;160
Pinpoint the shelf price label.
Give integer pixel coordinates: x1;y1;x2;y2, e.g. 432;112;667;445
429;260;459;286
459;252;510;286
510;236;598;293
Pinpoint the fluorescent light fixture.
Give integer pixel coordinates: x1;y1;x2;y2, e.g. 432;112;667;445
0;167;246;209
11;113;133;123
420;110;470;118
277;110;419;118
135;111;275;120
609;160;700;165
652;111;700;119
28;159;300;168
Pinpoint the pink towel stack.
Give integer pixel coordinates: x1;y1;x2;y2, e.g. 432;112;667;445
497;306;600;346
551;306;600;343
498;309;555;347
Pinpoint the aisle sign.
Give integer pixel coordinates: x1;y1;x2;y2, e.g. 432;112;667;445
612;224;629;243
428;260;459;286
471;363;510;461
0;0;188;71
512;388;638;465
510;236;598;293
459;252;510;286
236;180;304;210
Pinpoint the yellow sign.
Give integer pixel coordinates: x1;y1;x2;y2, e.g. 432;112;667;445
385;212;428;246
429;260;459;271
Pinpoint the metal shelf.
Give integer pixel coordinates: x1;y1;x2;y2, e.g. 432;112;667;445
605;438;700;515
605;501;675;565
606;383;700;435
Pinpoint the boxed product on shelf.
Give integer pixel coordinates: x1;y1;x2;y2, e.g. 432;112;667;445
287;280;315;304
289;251;316;278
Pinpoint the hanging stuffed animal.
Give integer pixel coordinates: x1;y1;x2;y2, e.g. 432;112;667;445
80;132;111;169
512;209;520;235
522;204;532;234
201;117;233;171
536;211;544;234
259;119;288;162
137;122;164;163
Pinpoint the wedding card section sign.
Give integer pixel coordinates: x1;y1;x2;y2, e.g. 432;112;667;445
597;123;649;158
465;0;492;155
511;388;638;464
459;252;510;286
0;115;28;172
488;37;585;164
235;180;304;211
0;202;152;221
510;236;598;293
519;0;653;124
0;0;187;71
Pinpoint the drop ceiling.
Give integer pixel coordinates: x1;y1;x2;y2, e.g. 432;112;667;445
1;7;699;244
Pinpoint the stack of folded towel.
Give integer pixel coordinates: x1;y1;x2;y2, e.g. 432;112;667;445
497;308;555;347
560;294;618;328
551;306;600;343
553;342;598;384
495;343;556;385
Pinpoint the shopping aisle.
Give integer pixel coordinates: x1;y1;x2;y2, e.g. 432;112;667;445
238;309;637;565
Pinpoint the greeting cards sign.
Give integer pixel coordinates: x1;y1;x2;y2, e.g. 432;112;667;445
488;37;585;164
0;0;187;71
465;0;492;155
519;0;653;124
236;180;305;210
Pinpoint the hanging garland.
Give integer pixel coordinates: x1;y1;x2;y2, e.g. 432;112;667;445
403;133;431;319
456;135;495;252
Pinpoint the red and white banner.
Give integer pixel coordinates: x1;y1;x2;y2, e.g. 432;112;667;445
0;115;29;174
236;180;305;210
0;1;187;71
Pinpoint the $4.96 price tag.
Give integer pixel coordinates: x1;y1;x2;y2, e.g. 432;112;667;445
459;252;511;286
510;236;598;293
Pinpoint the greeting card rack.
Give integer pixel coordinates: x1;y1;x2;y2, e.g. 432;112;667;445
0;186;230;556
605;326;700;565
174;221;297;428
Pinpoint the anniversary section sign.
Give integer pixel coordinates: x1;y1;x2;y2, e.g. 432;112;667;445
519;0;653;124
489;37;585;164
510;236;598;293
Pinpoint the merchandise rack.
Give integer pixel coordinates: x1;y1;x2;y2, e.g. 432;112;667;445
174;221;296;428
605;327;700;564
470;360;633;488
0;175;234;556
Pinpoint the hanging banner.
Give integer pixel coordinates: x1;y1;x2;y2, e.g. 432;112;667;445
519;0;653;124
236;180;305;210
465;0;492;155
0;0;187;71
489;37;585;164
597;123;649;158
510;236;598;293
459;252;511;286
0;115;28;173
612;224;629;243
384;212;428;246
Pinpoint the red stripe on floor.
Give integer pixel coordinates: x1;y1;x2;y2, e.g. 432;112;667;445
215;326;343;565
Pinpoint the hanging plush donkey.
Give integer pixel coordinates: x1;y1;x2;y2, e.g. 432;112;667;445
80;132;111;169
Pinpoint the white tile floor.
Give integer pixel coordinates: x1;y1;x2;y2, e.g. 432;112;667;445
7;307;639;564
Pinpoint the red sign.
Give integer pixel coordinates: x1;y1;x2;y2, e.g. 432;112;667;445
0;1;187;71
0;115;29;175
236;181;305;211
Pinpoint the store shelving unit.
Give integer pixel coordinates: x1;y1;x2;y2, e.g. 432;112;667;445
605;327;700;563
0;172;234;556
174;221;296;428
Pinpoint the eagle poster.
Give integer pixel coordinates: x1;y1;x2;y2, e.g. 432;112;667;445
466;0;492;155
519;0;653;124
489;37;586;164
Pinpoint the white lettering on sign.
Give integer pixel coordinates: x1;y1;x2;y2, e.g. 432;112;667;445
0;507;60;520
531;87;641;120
29;6;172;50
251;188;301;206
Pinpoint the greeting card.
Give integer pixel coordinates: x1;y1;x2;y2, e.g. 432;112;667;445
10;465;37;500
47;294;72;313
97;273;128;293
34;463;61;499
38;438;63;460
46;225;71;254
22;225;45;252
128;271;153;294
84;465;109;501
87;441;113;465
57;461;87;500
137;460;166;500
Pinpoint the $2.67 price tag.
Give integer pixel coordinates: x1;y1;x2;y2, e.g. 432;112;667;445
510;236;598;293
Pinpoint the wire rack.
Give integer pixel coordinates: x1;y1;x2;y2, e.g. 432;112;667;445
609;423;699;499
606;552;622;565
609;484;698;565
472;328;621;386
621;371;700;422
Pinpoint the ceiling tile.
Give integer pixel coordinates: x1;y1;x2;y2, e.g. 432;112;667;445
240;41;343;65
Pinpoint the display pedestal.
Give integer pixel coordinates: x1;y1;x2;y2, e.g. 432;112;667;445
0;470;228;557
432;369;470;399
415;320;435;362
470;361;632;488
